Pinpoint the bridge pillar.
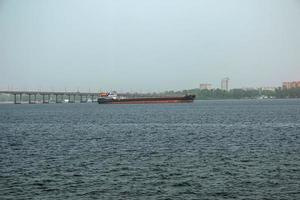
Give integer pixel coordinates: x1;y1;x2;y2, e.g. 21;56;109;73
74;95;76;103
48;94;50;103
29;94;31;104
80;95;83;103
42;95;45;103
20;94;22;103
14;94;16;104
34;94;37;104
55;94;58;103
91;95;94;102
68;95;71;103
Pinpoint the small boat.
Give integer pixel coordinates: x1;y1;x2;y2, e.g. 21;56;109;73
97;93;196;104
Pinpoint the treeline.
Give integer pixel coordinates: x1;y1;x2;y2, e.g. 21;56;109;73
274;88;300;99
162;88;300;100
0;94;12;101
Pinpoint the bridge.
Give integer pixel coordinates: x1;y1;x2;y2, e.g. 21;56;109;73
0;90;100;104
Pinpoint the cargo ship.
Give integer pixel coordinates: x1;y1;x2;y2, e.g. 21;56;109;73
97;93;196;104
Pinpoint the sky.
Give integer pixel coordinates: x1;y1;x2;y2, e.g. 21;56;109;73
0;0;300;92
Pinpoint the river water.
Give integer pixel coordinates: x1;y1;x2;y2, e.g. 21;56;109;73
0;100;300;199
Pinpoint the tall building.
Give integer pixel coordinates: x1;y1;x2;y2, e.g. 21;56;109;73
199;83;212;90
221;78;229;91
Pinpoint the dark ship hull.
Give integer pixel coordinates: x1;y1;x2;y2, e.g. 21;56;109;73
97;95;196;104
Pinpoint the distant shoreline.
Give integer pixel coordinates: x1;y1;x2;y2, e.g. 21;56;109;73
1;98;300;105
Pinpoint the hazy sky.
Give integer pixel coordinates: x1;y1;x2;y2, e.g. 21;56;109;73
1;0;300;92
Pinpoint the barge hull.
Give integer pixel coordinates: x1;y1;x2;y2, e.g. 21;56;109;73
97;95;196;104
108;100;193;104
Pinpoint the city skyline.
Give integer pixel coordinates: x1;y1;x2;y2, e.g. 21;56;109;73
1;78;299;93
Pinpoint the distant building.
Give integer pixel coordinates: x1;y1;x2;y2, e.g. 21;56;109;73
282;81;300;89
241;87;256;91
221;78;229;91
259;87;276;91
199;83;212;90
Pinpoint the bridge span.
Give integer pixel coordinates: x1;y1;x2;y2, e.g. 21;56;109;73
0;90;100;104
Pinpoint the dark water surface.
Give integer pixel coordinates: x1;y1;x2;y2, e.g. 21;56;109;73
1;100;300;199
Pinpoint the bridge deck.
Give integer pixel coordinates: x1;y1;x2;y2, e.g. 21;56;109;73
0;90;100;104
